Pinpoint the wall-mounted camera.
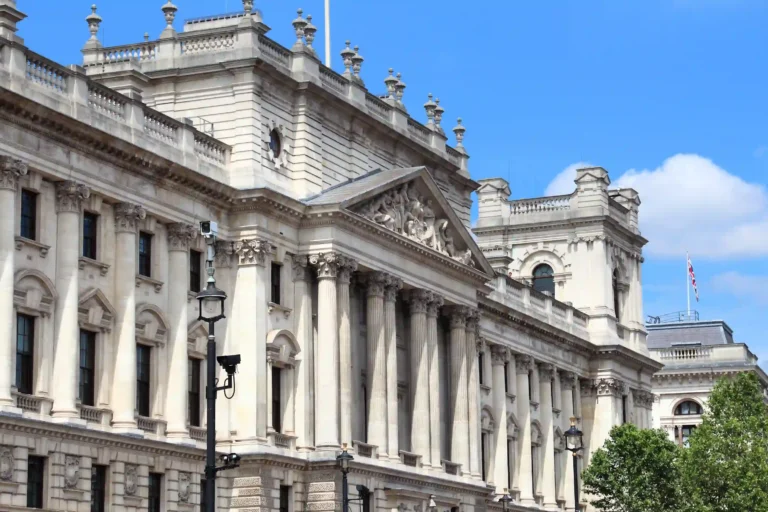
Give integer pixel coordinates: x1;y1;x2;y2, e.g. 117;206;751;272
217;354;241;376
218;452;241;471
200;220;218;239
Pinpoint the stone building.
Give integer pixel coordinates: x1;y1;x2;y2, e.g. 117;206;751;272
0;1;659;511
648;315;768;446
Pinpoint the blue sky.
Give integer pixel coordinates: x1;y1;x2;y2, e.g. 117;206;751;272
15;1;768;361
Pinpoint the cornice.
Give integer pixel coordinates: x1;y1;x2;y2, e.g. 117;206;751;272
595;345;663;373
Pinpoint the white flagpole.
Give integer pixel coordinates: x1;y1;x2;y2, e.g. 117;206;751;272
324;0;331;67
686;251;690;317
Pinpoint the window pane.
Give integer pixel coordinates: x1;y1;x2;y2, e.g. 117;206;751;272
27;456;45;508
79;331;96;406
148;473;162;512
271;263;281;304
532;264;555;297
139;232;153;277
15;314;34;395
190;250;202;293
188;359;201;427
20;190;37;240
279;485;290;512
272;366;282;432
136;345;151;417
83;212;99;259
91;465;106;512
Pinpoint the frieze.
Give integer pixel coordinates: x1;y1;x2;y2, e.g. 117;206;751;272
64;455;80;489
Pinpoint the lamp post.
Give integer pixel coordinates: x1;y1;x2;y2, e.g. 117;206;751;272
336;443;354;512
198;221;242;512
564;416;584;512
498;488;513;512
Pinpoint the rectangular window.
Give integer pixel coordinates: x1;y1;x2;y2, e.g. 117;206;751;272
82;212;99;260
188;358;201;427
190;249;202;293
279;485;291;512
15;313;34;395
507;439;514;490
200;479;207;512
148;473;162;512
531;446;537;496
622;395;628;424
361;487;371;512
478;352;485;385
136;344;151;417
79;330;97;406
528;373;533;401
20;189;37;240
138;231;153;277
27;455;45;509
272;366;282;433
271;262;282;304
503;361;509;393
481;432;488;481
90;465;107;512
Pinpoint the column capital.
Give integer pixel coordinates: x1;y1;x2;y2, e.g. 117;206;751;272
559;370;578;387
365;271;389;297
589;377;627;397
337;255;358;285
114;202;147;233
406;288;431;314
55;180;91;213
476;336;486;353
426;292;443;317
214;240;234;268
490;344;509;366
631;388;656;409
515;354;534;374
235;238;272;266
0;155;28;191
309;252;339;279
167;223;198;251
465;308;480;333
291;254;310;282
538;363;555;382
384;276;403;303
445;305;469;329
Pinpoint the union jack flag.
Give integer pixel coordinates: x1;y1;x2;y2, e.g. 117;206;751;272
687;254;699;302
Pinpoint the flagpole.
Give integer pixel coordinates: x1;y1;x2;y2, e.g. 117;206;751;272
324;0;331;67
686;252;690;318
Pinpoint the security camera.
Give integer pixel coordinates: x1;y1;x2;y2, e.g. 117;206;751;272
217;354;241;376
200;220;218;238
356;485;370;497
219;452;241;469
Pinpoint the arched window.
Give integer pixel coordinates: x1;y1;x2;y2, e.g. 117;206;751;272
532;264;555;297
269;128;282;159
613;268;620;321
675;400;703;416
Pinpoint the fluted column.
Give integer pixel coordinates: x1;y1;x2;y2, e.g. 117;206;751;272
49;181;90;419
491;345;509;492
310;253;340;450
338;256;358;447
560;371;577;511
539;364;557;509
426;292;443;467
516;355;535;505
292;255;314;450
111;203;146;429
408;289;431;463
0;157;27;407
366;272;388;451
447;306;469;472
213;241;234;438
466;310;481;478
384;277;402;460
164;223;198;437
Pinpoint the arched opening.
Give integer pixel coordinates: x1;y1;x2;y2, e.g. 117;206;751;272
675;400;703;416
532;264;555;297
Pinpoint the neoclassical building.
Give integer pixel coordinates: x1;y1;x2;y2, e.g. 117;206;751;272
0;1;659;511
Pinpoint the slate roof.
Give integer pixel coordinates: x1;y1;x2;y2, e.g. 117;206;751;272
646;320;735;349
303;167;424;206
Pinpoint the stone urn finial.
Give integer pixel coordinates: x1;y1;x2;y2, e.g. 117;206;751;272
291;9;308;50
424;93;437;127
162;1;177;28
395;73;406;110
243;0;254;14
434;98;445;133
384;68;398;100
84;4;102;47
341;40;355;77
351;46;364;84
453;118;466;149
304;14;317;55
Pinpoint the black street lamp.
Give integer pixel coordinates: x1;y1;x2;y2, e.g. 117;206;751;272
564;416;584;512
337;443;354;512
498;488;514;512
198;222;242;512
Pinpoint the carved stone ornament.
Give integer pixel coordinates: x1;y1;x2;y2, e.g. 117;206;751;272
214;240;234;268
0;155;28;191
384;276;403;303
55;180;91;213
594;378;626;397
167;223;198;252
407;288;431;314
0;446;13;481
178;471;191;503
64;455;80;489
515;354;534;374
124;464;138;496
631;389;655;408
538;363;555;382
465;309;480;332
559;370;578;388
114;203;147;233
353;180;475;267
490;345;508;365
426;292;443;316
309;252;339;279
337;255;358;285
291;254;310;282
446;305;469;329
234;238;272;266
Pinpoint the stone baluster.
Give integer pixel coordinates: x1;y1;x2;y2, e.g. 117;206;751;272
447;306;469;472
111;203;146;430
491;345;509;492
366;272;388;452
515;355;535;505
50;181;91;419
384;276;402;460
292;255;314;450
539;363;558;508
310;253;340;449
0;156;27;408
164;223;197;437
338;255;358;447
466;310;481;478
407;289;431;463
560;371;577;512
426;292;444;466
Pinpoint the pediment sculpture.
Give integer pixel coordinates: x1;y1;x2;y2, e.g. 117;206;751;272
353;181;474;267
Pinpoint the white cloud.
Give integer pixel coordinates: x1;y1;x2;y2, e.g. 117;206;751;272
545;154;768;259
711;271;768;304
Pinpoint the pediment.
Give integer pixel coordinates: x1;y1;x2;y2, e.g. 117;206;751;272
78;287;116;332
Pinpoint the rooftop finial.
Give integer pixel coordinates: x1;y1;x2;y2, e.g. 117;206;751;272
453;118;466;151
160;1;178;38
292;9;308;51
304;14;317;55
395;73;406;111
434;98;445;134
424;93;437;128
384;68;398;101
351;46;364;85
84;4;102;48
243;0;254;14
144;32;149;42
341;41;355;78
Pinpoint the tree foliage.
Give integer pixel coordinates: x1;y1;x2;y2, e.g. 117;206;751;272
581;423;682;512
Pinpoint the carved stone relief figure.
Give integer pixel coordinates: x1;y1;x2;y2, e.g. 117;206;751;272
64;456;81;489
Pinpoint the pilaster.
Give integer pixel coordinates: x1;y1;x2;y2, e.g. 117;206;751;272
560;371;578;511
538;363;557;509
466;309;481;478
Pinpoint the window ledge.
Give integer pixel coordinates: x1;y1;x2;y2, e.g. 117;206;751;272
136;274;164;293
15;236;50;258
268;302;292;319
530;400;540;411
79;256;110;276
506;392;517;404
480;384;491;392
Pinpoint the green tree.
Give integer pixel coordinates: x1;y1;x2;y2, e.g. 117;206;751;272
679;372;768;512
581;423;681;512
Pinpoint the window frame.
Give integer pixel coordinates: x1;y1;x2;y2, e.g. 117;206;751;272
271;262;282;305
272;365;282;433
136;343;152;417
82;211;99;260
478;351;485;386
20;188;38;241
279;484;291;512
532;263;555;297
27;455;46;509
148;472;163;512
138;231;153;278
15;313;35;395
79;330;97;406
188;358;202;427
613;268;621;321
189;249;202;293
90;465;107;512
675;400;703;416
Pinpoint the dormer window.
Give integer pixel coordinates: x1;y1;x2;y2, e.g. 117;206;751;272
532;264;555;297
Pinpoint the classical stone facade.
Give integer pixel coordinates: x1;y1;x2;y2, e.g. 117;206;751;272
0;1;659;511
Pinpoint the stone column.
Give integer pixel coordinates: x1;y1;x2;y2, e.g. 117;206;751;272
366;272;388;452
539;364;557;509
111;203;146;429
50;181;90;419
515;355;535;506
560;371;577;512
338;256;357;447
407;289;431;463
164;223;197;437
384;277;403;460
591;378;623;459
309;253;340;450
491;345;509;493
0;156;27;407
426;292;443;467
447;306;469;472
466;310;481;478
292;255;314;450
213;241;234;439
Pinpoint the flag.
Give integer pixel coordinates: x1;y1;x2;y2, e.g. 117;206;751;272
687;254;699;302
